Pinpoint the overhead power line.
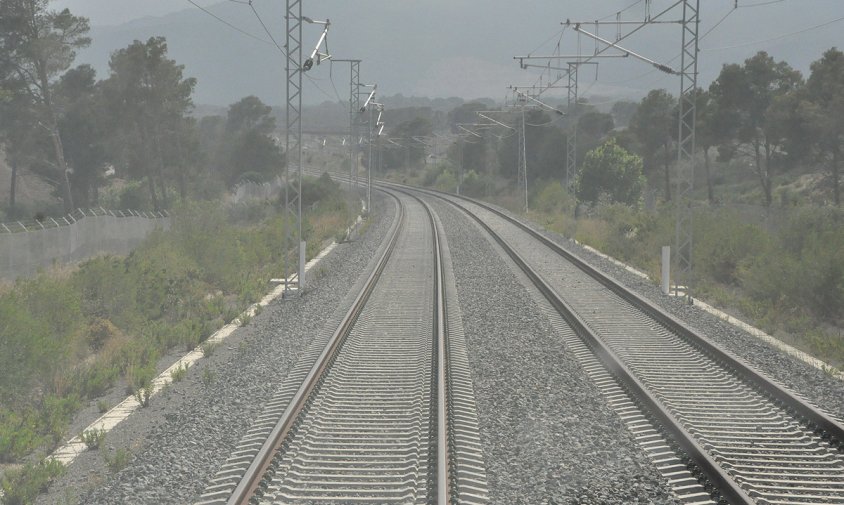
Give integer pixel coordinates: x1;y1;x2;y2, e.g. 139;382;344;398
184;0;274;46
245;1;285;54
703;14;844;51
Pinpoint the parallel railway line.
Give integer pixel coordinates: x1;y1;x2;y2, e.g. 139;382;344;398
415;186;844;505
196;189;488;504
196;170;844;504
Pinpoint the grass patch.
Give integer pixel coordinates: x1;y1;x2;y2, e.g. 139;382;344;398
0;177;353;467
0;459;65;505
521;191;844;368
200;341;218;358
103;447;131;474
169;362;189;383
201;367;216;387
80;429;105;450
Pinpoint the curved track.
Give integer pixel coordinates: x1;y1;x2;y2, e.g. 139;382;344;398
196;189;488;504
416;187;844;505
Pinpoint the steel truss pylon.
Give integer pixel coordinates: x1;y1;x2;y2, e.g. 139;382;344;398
333;59;361;192
283;0;304;298
674;0;699;303
566;63;579;189
518;105;528;212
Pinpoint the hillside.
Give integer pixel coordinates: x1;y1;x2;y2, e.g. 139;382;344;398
70;1;844;106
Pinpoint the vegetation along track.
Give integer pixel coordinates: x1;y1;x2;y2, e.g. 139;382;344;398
407;184;844;505
196;189;488;504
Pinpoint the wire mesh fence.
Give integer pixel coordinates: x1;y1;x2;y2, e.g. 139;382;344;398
0;208;170;281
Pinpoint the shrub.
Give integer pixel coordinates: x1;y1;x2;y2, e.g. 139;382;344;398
170;362;189;383
0;183;354;467
80;361;120;398
460;170;486;198
0;408;40;463
434;169;458;192
104;447;131;473
201;367;216;386
96;400;110;414
532;180;576;215
201;341;218;358
694;209;771;285
133;386;151;408
0;459;65;505
87;318;121;351
81;428;106;450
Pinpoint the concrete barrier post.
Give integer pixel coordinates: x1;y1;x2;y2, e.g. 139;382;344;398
299;241;306;291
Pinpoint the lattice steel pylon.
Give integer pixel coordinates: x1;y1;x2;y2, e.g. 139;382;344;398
332;59;361;192
282;0;303;298
518;104;529;212
566;63;579;189
674;0;700;303
282;1;329;298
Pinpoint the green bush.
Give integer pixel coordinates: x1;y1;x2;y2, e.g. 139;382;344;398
80;429;105;450
460;170;486;198
170;362;189;383
87;318;121;351
201;341;218;358
532;180;575;215
0;459;65;505
434;169;458;192
694;209;772;285
739;208;844;322
0;409;39;463
104;447;131;473
78;361;120;399
0;186;354;465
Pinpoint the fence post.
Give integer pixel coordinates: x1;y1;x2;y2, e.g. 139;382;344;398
661;246;671;295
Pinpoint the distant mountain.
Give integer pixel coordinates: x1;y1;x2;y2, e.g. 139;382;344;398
74;1;843;107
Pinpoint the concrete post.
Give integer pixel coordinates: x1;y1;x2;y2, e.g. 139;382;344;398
299;241;307;291
661;246;671;295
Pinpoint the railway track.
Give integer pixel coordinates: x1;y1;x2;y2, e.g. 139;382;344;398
196;190;488;504
415;187;844;505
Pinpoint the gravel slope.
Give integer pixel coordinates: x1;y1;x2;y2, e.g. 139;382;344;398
430;197;680;505
494;203;844;422
37;193;395;505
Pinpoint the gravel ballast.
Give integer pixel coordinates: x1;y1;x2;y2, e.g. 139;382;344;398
430;196;680;505
492;202;844;422
36;194;395;505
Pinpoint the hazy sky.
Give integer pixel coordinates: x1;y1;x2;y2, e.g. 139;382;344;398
53;0;218;26
49;0;844;104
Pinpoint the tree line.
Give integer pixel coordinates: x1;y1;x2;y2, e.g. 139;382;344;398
399;48;842;208
0;0;284;216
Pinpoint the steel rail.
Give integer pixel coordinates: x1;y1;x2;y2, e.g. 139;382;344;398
225;192;406;504
425;190;754;504
391;181;844;503
442;191;844;448
403;190;453;504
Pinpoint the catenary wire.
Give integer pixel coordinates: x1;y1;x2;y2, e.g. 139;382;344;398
245;1;285;55
597;0;644;21
703;14;844;51
184;0;274;46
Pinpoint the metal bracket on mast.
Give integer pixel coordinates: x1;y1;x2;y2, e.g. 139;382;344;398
559;2;700;302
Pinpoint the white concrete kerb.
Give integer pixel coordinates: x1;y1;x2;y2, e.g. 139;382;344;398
49;221;356;466
574;240;844;382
